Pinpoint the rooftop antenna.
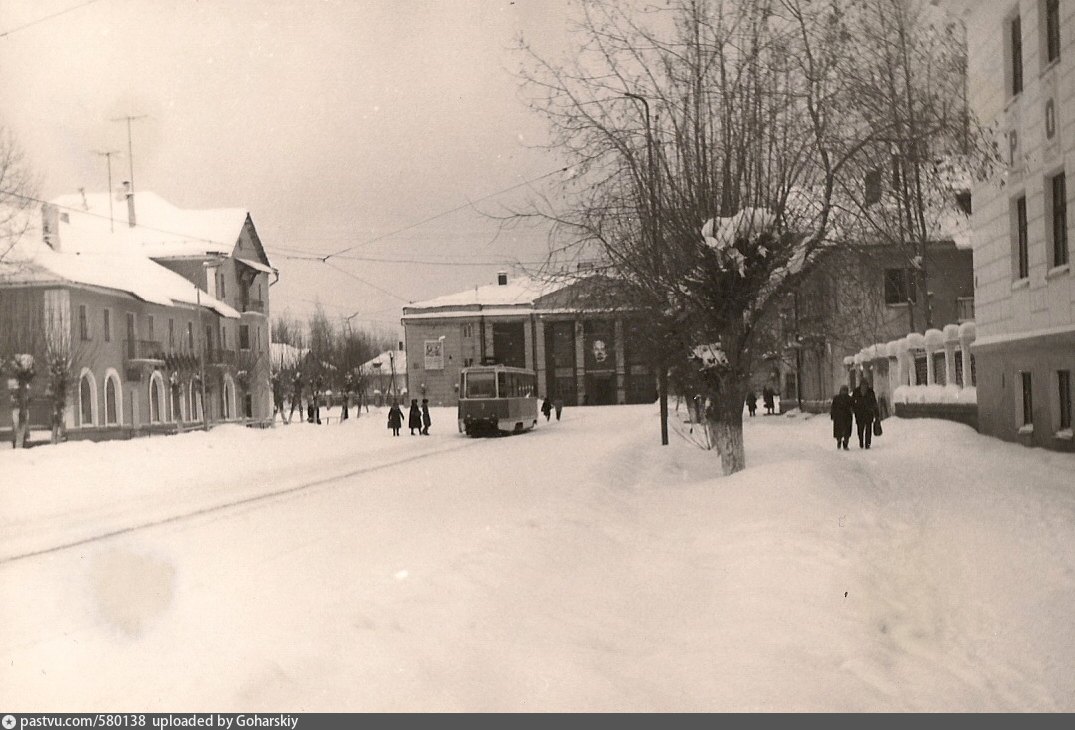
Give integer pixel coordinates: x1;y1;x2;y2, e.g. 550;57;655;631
92;149;122;231
110;114;147;193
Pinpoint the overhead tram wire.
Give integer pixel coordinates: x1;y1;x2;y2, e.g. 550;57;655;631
318;165;573;261
0;0;105;38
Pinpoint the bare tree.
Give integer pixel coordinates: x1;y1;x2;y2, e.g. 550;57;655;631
0;126;36;265
516;0;889;473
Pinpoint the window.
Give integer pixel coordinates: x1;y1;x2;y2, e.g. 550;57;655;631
168;318;175;348
884;269;915;305
147;315;155;343
1011;14;1023;96
864;168;883;206
79;373;95;426
239;324;250;350
1015;195;1029;279
221;325;228;349
1045;0;1061;64
464;371;496;398
1049;172;1068;267
187;322;195;350
219;272;226;299
955;191;972;216
461;323;474;339
932;352;947;386
1021;372;1034;427
103;309;111;343
105;375;119;425
1059;370;1072;431
79;304;89;340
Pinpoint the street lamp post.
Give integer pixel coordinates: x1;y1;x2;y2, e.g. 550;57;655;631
624;91;669;446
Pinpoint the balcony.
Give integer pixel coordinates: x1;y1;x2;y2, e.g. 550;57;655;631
124;339;165;364
956;296;975;323
207;348;237;366
241;297;265;314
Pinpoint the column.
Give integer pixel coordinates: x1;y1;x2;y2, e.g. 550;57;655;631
574;319;586;406
533;317;547;398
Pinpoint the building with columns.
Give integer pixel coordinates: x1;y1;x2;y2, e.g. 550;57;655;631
401;273;655;407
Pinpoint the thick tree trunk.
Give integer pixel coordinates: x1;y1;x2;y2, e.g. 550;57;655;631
705;382;747;476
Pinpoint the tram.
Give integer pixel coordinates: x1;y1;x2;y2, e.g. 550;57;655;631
457;364;539;436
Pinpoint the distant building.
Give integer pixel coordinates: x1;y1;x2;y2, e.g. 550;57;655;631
360;345;407;405
401;273;655;407
0;188;276;441
942;0;1074;449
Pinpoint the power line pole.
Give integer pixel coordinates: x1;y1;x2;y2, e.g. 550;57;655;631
92;149;121;232
110;114;147;192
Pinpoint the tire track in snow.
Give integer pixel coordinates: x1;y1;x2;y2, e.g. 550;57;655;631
0;439;482;566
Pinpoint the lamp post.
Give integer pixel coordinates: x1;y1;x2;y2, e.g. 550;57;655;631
624;91;669;446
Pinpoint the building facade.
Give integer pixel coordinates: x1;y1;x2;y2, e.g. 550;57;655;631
949;0;1074;449
1;190;276;443
401;275;656;407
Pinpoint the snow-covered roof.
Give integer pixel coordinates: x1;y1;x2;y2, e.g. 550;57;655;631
403;276;568;314
361;349;406;372
0;206;239;318
51;190;268;263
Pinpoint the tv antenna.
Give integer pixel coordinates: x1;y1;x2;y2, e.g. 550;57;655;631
92;149;122;231
110;114;147;193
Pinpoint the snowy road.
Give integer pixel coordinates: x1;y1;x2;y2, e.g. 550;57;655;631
2;405;1074;710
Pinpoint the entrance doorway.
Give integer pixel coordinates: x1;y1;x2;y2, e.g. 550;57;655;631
585;373;616;405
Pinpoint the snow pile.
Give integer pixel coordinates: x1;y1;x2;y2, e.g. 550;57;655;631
2;406;1074;710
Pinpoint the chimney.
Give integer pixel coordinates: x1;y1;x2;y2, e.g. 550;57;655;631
497;271;508;286
123;181;136;228
41;204;60;251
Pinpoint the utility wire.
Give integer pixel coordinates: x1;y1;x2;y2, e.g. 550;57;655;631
323;260;412;303
320;165;572;261
0;0;105;38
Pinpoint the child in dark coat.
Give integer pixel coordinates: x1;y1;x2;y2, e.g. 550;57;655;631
387;401;403;436
421;398;432;435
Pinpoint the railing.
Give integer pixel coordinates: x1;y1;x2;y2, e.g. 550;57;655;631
207;348;237;366
241;298;264;314
956;296;975;323
125;339;164;362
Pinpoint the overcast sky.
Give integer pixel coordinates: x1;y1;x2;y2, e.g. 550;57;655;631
0;0;577;338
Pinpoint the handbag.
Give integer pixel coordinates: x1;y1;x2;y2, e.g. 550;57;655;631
873;419;883;437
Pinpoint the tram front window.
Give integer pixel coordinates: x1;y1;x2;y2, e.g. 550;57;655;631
465;372;497;398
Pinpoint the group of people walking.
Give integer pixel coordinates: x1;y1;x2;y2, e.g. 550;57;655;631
830;382;880;450
744;386;779;417
386;398;431;437
540;396;564;422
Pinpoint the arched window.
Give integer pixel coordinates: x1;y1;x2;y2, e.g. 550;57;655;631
78;369;98;427
189;381;201;422
104;369;122;426
149;371;166;424
222;375;235;420
171;380;184;422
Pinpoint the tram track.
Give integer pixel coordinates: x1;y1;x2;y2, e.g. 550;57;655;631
0;438;482;566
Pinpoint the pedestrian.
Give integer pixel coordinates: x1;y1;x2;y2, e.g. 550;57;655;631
851;381;879;449
387;400;403;436
745;390;757;417
762;385;775;415
408;398;422;435
830;385;853;450
421;398;432;435
553;394;564;421
288;371;304;424
541;397;552;421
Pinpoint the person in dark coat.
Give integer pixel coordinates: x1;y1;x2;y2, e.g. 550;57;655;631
553;394;564;421
408;398;422;435
420;398;432;435
830;385;853;450
541;397;552;421
762;386;775;415
745;391;757;417
387;400;403;436
851;382;879;449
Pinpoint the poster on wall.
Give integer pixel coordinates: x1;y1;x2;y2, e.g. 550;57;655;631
424;339;444;370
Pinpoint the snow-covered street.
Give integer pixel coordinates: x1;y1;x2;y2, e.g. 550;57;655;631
2;406;1074;711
